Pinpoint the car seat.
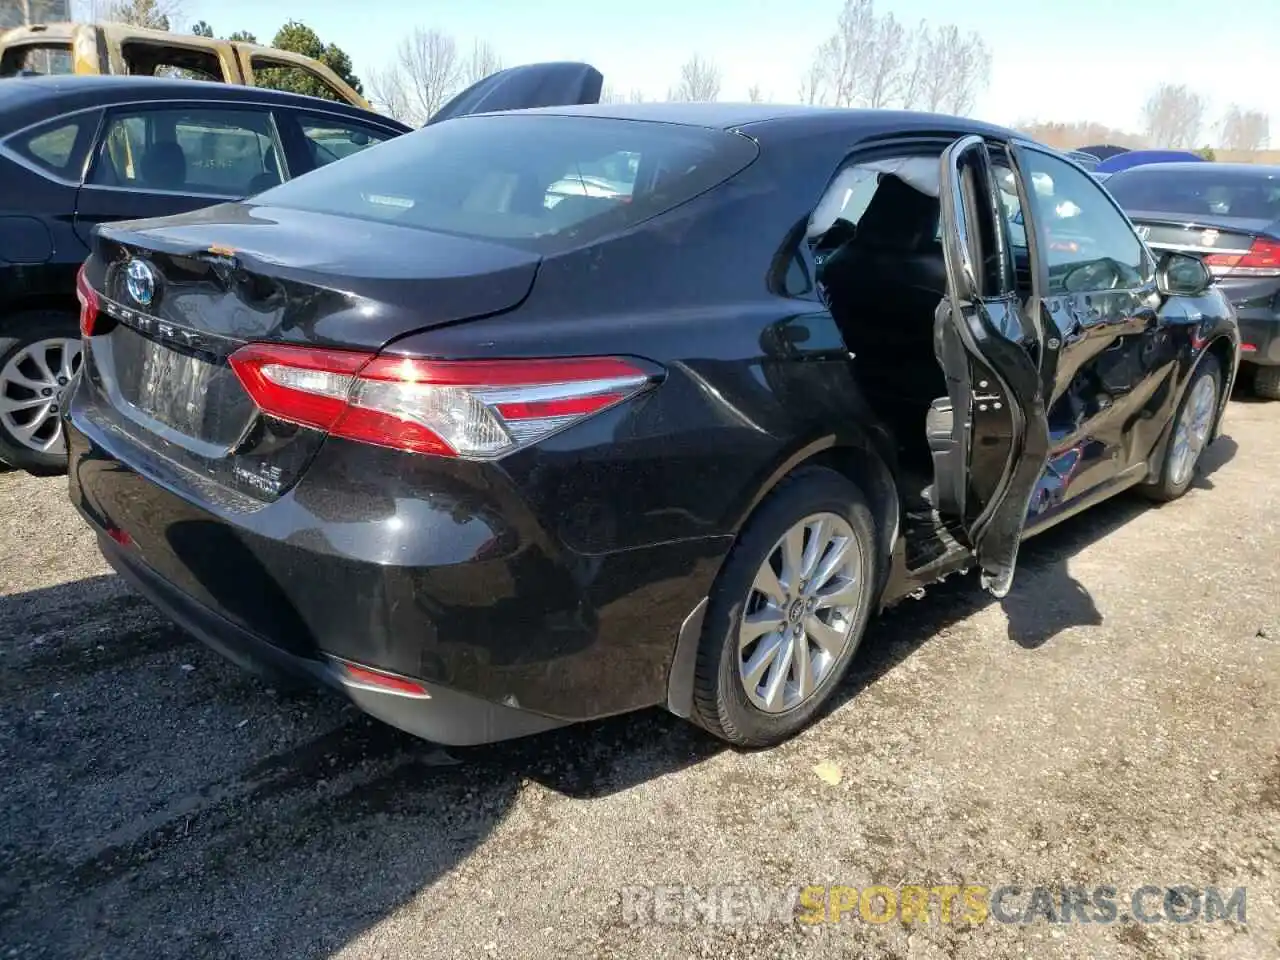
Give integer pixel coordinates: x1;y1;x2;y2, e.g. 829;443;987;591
138;140;188;191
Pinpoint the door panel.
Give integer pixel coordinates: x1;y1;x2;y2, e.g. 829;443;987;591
935;136;1050;598
1009;147;1172;516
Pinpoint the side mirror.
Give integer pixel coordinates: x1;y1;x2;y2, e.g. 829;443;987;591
1157;251;1212;296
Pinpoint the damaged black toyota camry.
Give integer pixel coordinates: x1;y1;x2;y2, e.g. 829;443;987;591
66;63;1239;748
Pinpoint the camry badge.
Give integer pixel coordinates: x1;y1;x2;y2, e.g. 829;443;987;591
125;258;156;307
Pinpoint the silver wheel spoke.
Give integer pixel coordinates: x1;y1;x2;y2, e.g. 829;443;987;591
780;525;806;591
761;634;794;710
799;517;828;580
742;632;784;689
814;577;859;610
810;536;851;593
11;403;54;440
0;394;49;414
752;563;786;606
805;615;847;657
2;368;48;392
739;605;785;648
29;347;57;387
60;344;82;382
793;634;814;701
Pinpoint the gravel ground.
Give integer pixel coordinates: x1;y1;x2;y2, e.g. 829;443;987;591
1;398;1277;960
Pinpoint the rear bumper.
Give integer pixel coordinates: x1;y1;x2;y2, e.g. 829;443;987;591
1237;316;1280;365
65;379;728;744
96;531;565;745
1219;277;1280;365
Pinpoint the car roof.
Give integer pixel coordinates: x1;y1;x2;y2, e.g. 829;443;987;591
0;74;407;129
1108;161;1280;177
475;100;1021;141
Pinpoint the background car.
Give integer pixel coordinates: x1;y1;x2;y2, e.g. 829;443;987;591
0;75;408;472
1107;162;1280;398
65;68;1237;751
0;20;369;108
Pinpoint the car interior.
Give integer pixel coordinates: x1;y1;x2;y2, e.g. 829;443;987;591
808;158;954;527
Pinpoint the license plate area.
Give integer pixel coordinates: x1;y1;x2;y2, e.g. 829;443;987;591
110;326;257;447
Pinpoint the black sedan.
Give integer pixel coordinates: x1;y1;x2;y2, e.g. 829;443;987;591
0;75;410;473
1106;162;1280;399
65;63;1240;748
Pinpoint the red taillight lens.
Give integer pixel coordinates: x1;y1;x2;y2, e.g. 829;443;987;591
1206;237;1280;277
228;344;657;459
76;264;100;336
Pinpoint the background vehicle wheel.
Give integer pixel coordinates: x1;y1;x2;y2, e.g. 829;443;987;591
692;466;879;748
0;311;81;475
1254;365;1280;401
1143;354;1221;503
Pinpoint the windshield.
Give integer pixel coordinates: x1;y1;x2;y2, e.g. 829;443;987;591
255;113;759;252
1106;167;1280;222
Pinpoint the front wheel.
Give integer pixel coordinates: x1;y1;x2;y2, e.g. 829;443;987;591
0;311;82;475
691;466;879;748
1143;354;1221;503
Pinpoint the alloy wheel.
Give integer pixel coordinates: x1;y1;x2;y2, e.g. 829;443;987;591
737;512;865;714
0;337;82;455
1169;374;1216;488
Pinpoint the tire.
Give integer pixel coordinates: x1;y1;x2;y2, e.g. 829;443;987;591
1143;354;1221;503
691;466;879;748
1255;365;1280;401
0;310;81;475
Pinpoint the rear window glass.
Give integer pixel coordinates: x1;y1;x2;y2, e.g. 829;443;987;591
254;114;759;252
1107;167;1280;221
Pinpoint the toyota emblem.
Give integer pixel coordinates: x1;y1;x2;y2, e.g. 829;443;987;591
125;258;156;307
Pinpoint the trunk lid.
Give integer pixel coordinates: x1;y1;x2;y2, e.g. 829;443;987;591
82;204;540;503
1128;210;1271;257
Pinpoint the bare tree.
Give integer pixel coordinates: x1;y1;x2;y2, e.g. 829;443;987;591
1142;83;1208;149
1220;106;1270;153
798;56;828;106
628;88;646;103
863;11;908;108
934;25;989;116
464;39;502;85
371;27;464;125
671;53;720;102
747;83;763;103
805;2;989;113
812;0;876;107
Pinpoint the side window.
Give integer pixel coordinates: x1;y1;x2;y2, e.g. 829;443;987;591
1020;149;1147;294
7;115;94;180
298;116;394;170
88;107;285;197
252;57;347;103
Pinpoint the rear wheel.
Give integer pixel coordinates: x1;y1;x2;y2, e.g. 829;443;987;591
692;466;878;747
0;311;82;475
1144;354;1220;503
1254;365;1280;401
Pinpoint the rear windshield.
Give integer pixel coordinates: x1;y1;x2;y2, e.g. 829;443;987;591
254;113;759;252
1106;166;1280;222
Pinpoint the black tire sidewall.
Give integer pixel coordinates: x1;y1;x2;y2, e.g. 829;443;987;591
693;466;879;747
1253;364;1280;401
0;310;80;474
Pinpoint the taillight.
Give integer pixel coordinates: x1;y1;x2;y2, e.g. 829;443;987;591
1204;237;1280;278
228;344;657;459
76;264;100;336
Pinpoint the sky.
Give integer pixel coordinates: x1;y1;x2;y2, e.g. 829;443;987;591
178;0;1279;140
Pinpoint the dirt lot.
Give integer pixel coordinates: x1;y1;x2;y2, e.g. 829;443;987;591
1;399;1277;960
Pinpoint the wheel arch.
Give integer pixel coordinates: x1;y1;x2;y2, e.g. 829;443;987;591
665;433;900;718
